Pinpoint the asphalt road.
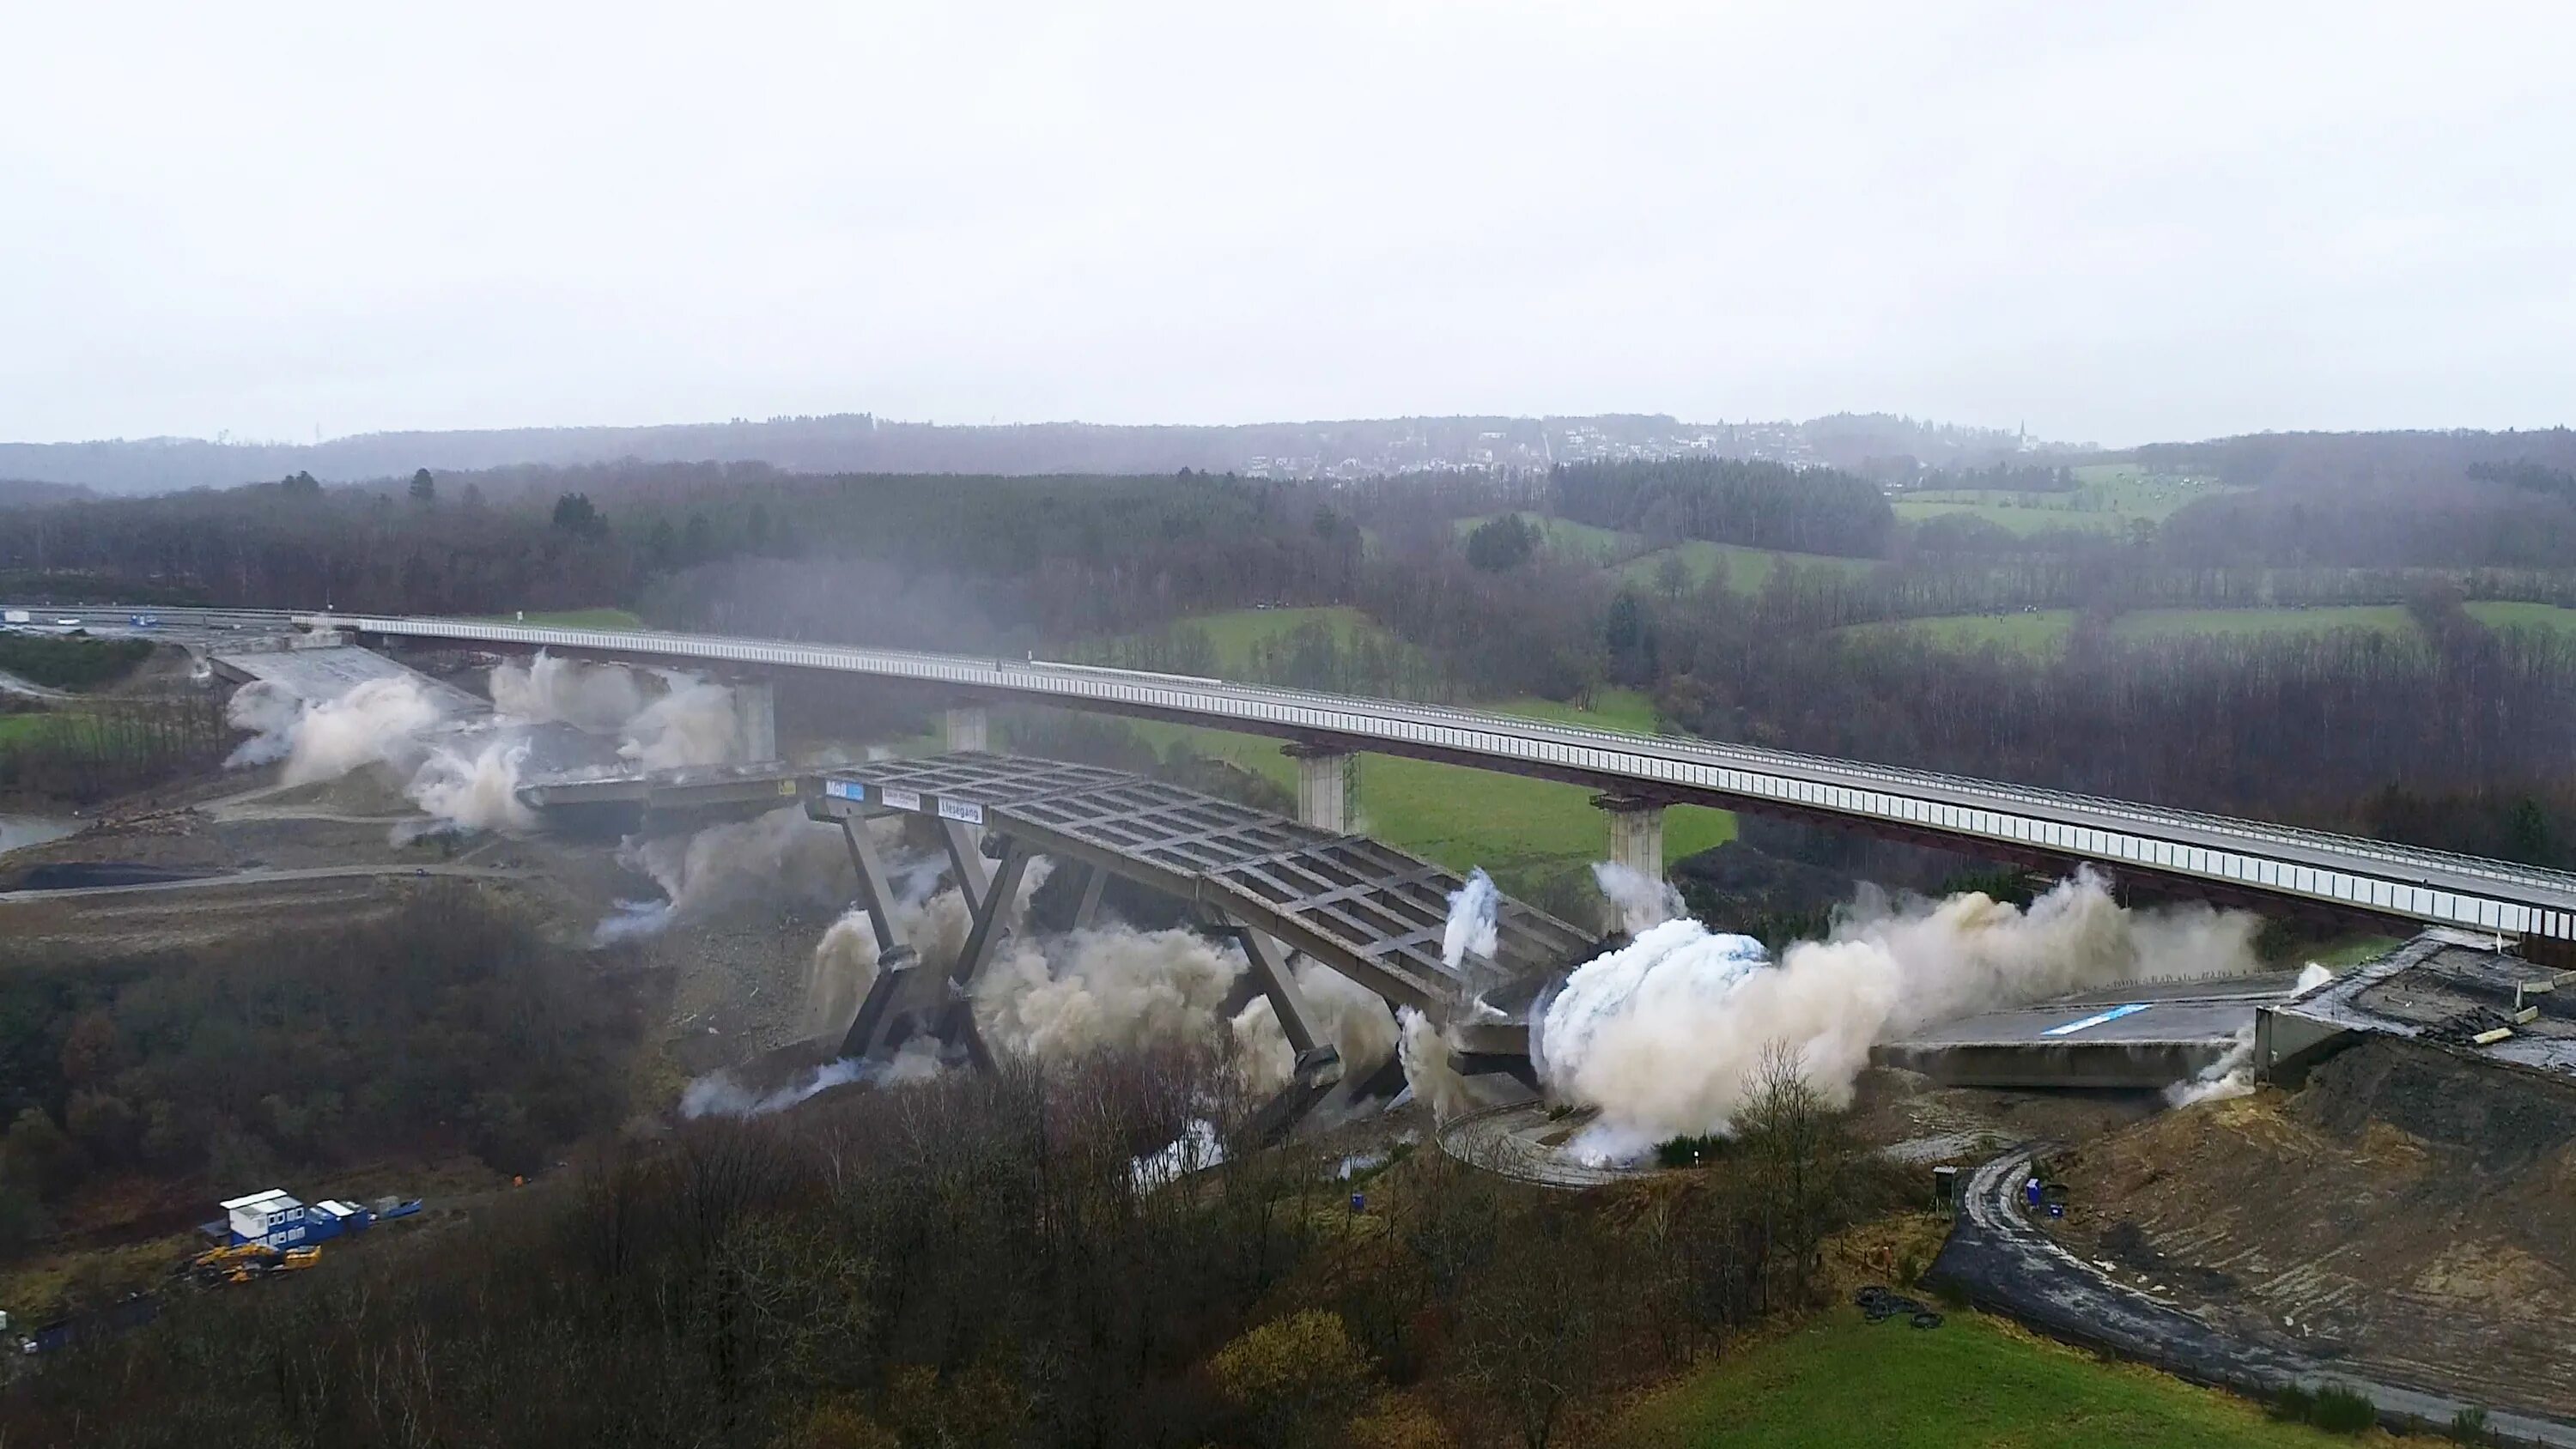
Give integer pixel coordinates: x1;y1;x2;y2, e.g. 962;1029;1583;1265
0;863;526;903
1932;1147;2576;1445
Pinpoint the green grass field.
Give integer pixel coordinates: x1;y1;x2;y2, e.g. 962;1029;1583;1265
1095;687;1733;890
1845;610;2079;654
1180;605;1388;670
2107;606;2420;643
1618;539;1880;594
1894;464;2236;537
2465;600;2576;637
1613;1308;2360;1449
0;713;59;748
1850;605;2424;657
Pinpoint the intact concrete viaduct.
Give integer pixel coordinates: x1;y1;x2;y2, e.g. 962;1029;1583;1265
284;610;2576;961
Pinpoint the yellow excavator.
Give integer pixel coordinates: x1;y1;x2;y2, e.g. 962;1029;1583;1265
185;1241;321;1286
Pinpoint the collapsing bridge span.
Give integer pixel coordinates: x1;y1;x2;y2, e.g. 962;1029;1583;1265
804;752;1597;1118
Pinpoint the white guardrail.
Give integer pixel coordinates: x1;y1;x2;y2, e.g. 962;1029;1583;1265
305;613;2576;943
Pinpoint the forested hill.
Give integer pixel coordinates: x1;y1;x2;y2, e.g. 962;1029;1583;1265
0;411;2039;495
1552;458;1894;558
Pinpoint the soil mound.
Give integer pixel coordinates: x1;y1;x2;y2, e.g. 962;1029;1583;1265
2051;1037;2576;1419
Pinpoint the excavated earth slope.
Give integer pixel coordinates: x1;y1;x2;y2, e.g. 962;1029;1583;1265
2050;1037;2576;1420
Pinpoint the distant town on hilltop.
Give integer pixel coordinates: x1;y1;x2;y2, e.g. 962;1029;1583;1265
0;411;2071;496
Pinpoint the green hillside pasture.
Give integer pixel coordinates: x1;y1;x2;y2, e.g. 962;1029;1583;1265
1179;605;1388;672
1845;610;2079;656
2106;606;2420;644
1850;605;2422;657
1613;1307;2366;1449
1618;540;1880;595
2464;600;2576;637
1895;466;2236;536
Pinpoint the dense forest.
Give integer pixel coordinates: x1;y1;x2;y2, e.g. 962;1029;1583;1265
0;890;641;1254
3;1043;1898;1448
1550;458;1894;558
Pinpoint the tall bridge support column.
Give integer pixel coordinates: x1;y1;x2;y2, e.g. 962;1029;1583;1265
731;680;778;763
835;820;919;1058
939;817;993;916
1285;744;1354;834
1234;925;1345;1142
1595;793;1667;934
1072;863;1109;928
945;706;989;754
938;842;1037;1070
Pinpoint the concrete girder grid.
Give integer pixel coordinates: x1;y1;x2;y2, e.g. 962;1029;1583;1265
806;752;1601;1125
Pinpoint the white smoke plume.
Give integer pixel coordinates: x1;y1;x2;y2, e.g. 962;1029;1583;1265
1540;870;2262;1161
489;652;739;767
1594;860;1686;935
593;806;853;945
799;844;1048;1036
2165;962;2334;1108
1396;1007;1480;1122
489;651;646;733
619;671;740;768
222;680;307;767
1443;868;1499;969
679;1040;944;1119
272;676;445;785
1228;962;1400;1096
404;740;538;837
975;924;1241;1061
2166;1026;2257;1108
222;674;544;840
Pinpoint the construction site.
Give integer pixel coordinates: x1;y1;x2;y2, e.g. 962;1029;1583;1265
3;621;2573;1440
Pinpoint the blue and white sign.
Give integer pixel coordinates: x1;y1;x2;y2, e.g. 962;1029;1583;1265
2042;1003;2151;1037
825;779;866;802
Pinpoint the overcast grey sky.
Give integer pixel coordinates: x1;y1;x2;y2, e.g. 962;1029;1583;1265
4;2;2571;448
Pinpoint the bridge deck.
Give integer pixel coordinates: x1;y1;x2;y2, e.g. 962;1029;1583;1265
290;611;2576;946
811;751;1596;1022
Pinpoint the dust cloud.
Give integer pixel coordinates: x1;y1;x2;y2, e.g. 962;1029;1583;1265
222;655;747;842
1538;869;2262;1162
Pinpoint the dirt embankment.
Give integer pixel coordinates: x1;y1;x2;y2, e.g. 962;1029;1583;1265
2050;1037;2576;1419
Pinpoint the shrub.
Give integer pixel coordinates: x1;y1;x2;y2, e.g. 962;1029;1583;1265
1211;1309;1376;1449
2449;1406;2492;1444
2310;1383;2376;1434
2270;1384;2316;1422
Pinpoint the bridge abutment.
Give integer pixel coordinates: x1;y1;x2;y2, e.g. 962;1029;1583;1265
1285;743;1354;834
945;706;989;754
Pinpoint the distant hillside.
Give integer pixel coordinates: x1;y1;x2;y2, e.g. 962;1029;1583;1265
0;411;2053;495
0;477;93;506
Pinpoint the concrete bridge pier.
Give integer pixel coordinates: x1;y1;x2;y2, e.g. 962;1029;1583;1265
945;705;989;754
731;680;778;763
1285;743;1354;834
1595;793;1667;933
834;819;920;1058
